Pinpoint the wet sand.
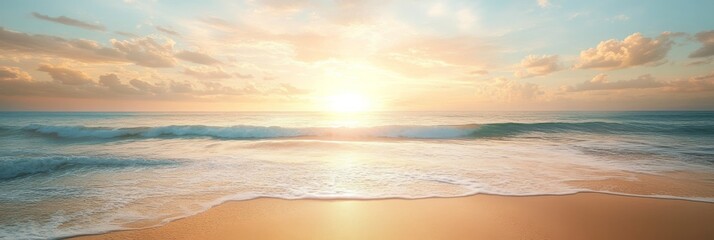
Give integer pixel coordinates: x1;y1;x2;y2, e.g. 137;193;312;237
72;192;714;240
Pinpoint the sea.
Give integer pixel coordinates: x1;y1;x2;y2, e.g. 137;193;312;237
1;111;713;239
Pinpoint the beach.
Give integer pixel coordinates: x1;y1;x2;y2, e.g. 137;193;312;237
2;0;714;238
73;192;714;240
2;112;714;239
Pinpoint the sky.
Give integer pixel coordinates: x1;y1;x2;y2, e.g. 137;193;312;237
0;0;713;111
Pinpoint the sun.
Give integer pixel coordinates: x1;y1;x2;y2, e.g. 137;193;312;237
326;92;371;113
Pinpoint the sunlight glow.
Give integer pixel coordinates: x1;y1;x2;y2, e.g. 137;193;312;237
326;93;371;113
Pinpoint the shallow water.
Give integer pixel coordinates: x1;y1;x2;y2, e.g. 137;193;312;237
1;111;713;239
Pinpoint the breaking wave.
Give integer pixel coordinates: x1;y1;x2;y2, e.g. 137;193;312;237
9;121;712;140
0;155;176;180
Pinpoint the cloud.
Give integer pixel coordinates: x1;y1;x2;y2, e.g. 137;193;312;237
182;67;232;79
37;64;94;85
0;66;32;81
155;26;181;37
32;12;106;31
686;58;712;66
200;81;256;95
99;73;142;95
0;28;180;68
575;32;675;70
256;0;310;11
0;69;259;99
175;50;221;65
514;55;561;78
0;65;101;98
111;37;177;68
537;0;551;8
689;30;714;58
664;72;714;92
194;14;495;70
563;72;714;93
477;77;543;101
318;0;387;25
0;27;124;62
562;74;663;92
469;70;488;75
269;83;310;95
235;73;254;79
375;36;498;77
282;33;341;62
114;31;139;38
195;18;339;62
0;65;309;100
198;17;237;30
129;78;166;94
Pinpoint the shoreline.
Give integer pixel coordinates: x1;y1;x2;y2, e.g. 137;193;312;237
72;192;714;240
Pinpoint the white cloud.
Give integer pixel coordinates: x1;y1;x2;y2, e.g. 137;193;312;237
575;32;675;70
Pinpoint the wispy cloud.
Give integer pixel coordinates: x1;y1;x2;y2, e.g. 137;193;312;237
665;72;714;92
175;50;221;65
477;77;544;102
111;37;178;68
689;30;714;58
0;66;295;100
182;67;232;79
563;72;714;93
514;55;562;78
0;27;123;62
155;26;181;37
32;12;106;31
114;31;139;38
563;74;662;92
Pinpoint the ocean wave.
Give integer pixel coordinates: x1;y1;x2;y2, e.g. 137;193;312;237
0;155;176;180
10;121;712;140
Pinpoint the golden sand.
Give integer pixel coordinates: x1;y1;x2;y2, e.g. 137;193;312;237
73;193;714;240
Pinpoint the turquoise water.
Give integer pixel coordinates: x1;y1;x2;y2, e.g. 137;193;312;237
1;111;713;239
